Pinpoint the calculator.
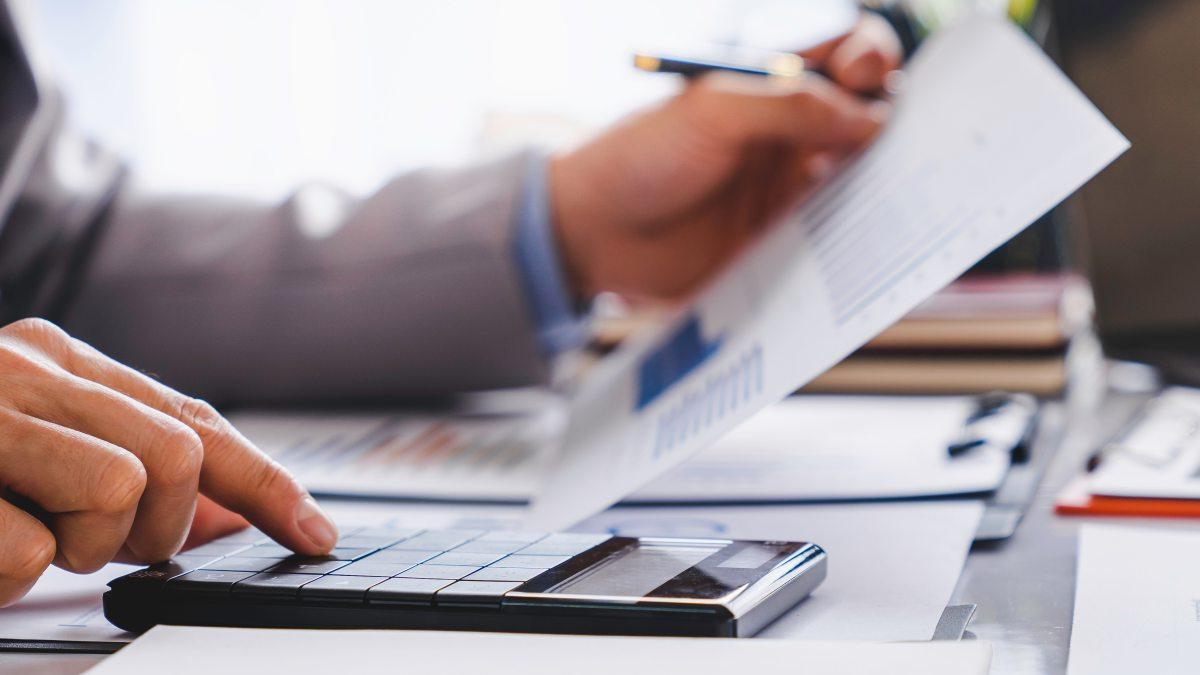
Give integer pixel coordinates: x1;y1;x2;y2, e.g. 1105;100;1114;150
104;525;826;637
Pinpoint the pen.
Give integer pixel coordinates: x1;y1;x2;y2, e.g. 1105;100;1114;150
633;48;806;80
946;393;1038;460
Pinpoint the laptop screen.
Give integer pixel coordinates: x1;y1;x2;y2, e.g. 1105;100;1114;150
1053;0;1200;343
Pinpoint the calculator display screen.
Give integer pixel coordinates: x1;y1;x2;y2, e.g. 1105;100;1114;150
548;544;721;598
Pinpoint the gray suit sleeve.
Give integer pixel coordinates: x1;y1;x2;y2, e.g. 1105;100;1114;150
60;151;550;406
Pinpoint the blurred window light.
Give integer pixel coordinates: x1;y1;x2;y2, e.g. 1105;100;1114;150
28;0;807;199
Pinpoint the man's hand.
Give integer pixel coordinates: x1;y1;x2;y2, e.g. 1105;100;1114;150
0;318;337;606
550;14;902;301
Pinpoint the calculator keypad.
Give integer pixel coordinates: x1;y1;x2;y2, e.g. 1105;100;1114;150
158;526;611;609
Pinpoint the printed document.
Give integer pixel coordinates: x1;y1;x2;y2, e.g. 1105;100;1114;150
528;15;1129;528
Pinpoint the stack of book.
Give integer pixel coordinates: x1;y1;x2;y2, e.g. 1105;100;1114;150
803;273;1094;396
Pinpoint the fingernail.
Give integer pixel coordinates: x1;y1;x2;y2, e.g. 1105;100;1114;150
294;496;338;551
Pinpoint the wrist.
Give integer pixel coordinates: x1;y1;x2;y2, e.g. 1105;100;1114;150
548;151;604;302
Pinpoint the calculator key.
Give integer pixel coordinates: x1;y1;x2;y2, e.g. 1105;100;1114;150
474;531;548;544
367;577;453;606
518;534;610;556
352;527;423;540
172;554;225;570
232;573;321;599
452;541;527;555
201;556;285;573
464;567;544;583
328;548;375;561
518;541;607;556
491;555;570;569
269;558;351;574
544;533;611;545
336;536;404;549
299;575;388;603
435;580;523;607
243;544;295;558
397;564;481;580
183;541;253;557
167;570;258;595
368;550;438;565
216;529;269;544
389;530;481;551
426;551;505;567
331;560;417;577
111;558;209;590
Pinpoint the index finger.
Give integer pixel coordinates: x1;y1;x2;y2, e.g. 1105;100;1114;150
684;70;887;148
802;14;903;93
57;336;337;557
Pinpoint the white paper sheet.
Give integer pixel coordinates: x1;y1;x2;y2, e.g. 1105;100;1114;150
0;563;136;644
637;396;1009;501
235;396;1009;503
574;500;983;641
528;15;1128;529
87;626;992;675
1068;524;1200;675
0;500;524;645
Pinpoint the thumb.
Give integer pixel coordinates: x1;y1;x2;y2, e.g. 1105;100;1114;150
680;71;888;149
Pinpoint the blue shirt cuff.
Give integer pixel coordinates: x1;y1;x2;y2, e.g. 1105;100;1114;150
512;154;589;354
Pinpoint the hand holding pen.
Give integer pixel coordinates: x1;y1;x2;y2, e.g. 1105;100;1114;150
549;14;901;303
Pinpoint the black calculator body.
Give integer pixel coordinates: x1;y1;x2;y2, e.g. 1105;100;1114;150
104;526;826;638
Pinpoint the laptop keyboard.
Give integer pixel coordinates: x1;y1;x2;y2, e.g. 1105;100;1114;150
157;527;611;607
